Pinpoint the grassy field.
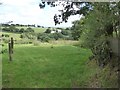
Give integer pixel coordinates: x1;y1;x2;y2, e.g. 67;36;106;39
2;44;100;88
1;25;118;88
2;44;118;88
0;26;46;42
33;27;46;33
16;27;46;33
1;31;118;88
0;32;20;40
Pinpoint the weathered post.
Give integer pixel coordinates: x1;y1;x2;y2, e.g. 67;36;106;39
8;42;12;61
11;37;14;53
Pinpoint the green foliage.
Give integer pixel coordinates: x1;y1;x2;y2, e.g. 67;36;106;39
1;34;9;37
61;30;69;35
37;33;50;42
89;36;112;66
44;28;51;33
37;30;73;42
39;2;91;25
22;32;36;40
2;26;34;34
2;27;10;32
71;18;85;40
19;28;25;33
50;33;63;40
20;34;23;38
76;2;120;67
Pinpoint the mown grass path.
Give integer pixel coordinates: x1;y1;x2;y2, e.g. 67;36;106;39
2;45;98;88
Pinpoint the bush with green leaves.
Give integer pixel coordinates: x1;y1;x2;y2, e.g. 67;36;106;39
79;3;119;67
61;30;69;35
50;33;63;40
71;18;84;40
2;27;10;32
19;28;25;33
4;34;9;37
20;34;24;38
37;33;51;42
39;2;120;68
37;32;68;42
1;34;9;37
20;32;36;40
44;28;51;33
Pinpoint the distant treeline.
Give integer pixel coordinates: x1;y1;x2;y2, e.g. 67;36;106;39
2;26;34;33
1;24;45;28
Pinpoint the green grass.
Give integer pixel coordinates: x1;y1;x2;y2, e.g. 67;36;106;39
2;45;98;88
33;27;46;33
2;44;117;88
0;32;20;40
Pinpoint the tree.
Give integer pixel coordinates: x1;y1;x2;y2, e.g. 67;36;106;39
71;18;85;40
37;33;50;42
19;28;25;33
44;28;51;33
39;2;92;25
79;2;120;67
39;1;120;67
61;30;69;35
2;27;9;32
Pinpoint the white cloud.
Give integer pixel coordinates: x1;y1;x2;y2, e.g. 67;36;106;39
0;0;80;27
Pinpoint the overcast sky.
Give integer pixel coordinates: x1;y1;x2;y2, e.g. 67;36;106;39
0;0;81;27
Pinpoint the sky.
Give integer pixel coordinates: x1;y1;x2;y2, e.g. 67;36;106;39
0;0;81;27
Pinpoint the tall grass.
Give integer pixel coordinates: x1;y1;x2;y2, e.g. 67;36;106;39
49;40;79;46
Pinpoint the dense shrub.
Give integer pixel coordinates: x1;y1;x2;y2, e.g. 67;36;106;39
20;34;24;38
37;33;51;42
4;34;9;37
37;30;73;42
2;34;10;37
2;27;10;32
19;28;25;33
79;7;115;67
61;30;69;35
51;33;63;40
44;28;51;33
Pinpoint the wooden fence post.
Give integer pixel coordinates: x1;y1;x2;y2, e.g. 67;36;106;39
8;42;12;61
11;37;14;53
